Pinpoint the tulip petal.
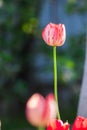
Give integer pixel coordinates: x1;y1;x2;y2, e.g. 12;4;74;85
42;23;66;46
72;116;87;130
47;119;69;130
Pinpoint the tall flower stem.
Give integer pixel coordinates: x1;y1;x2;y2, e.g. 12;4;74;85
53;46;61;119
38;127;45;130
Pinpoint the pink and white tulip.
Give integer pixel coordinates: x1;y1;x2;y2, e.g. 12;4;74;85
25;93;57;127
42;23;66;46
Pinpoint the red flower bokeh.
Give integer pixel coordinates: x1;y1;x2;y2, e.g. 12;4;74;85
42;23;66;46
72;116;87;130
47;119;69;130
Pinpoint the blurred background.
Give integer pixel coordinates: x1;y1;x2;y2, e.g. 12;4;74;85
0;0;87;129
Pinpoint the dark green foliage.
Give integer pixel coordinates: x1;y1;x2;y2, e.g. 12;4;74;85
66;0;87;14
0;0;41;114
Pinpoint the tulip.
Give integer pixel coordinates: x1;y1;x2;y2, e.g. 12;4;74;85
72;116;87;130
42;23;66;46
25;93;57;127
47;119;70;130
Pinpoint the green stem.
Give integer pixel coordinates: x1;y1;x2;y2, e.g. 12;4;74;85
38;127;45;130
53;46;61;119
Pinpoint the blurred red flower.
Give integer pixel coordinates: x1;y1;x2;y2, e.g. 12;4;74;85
25;93;57;127
47;119;69;130
72;116;87;130
42;23;66;46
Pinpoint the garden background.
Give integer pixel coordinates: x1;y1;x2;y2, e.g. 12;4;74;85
0;0;87;130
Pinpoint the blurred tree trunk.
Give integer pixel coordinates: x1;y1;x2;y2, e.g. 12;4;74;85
77;33;87;117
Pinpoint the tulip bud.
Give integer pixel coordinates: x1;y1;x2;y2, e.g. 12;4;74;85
42;23;66;46
25;93;57;127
